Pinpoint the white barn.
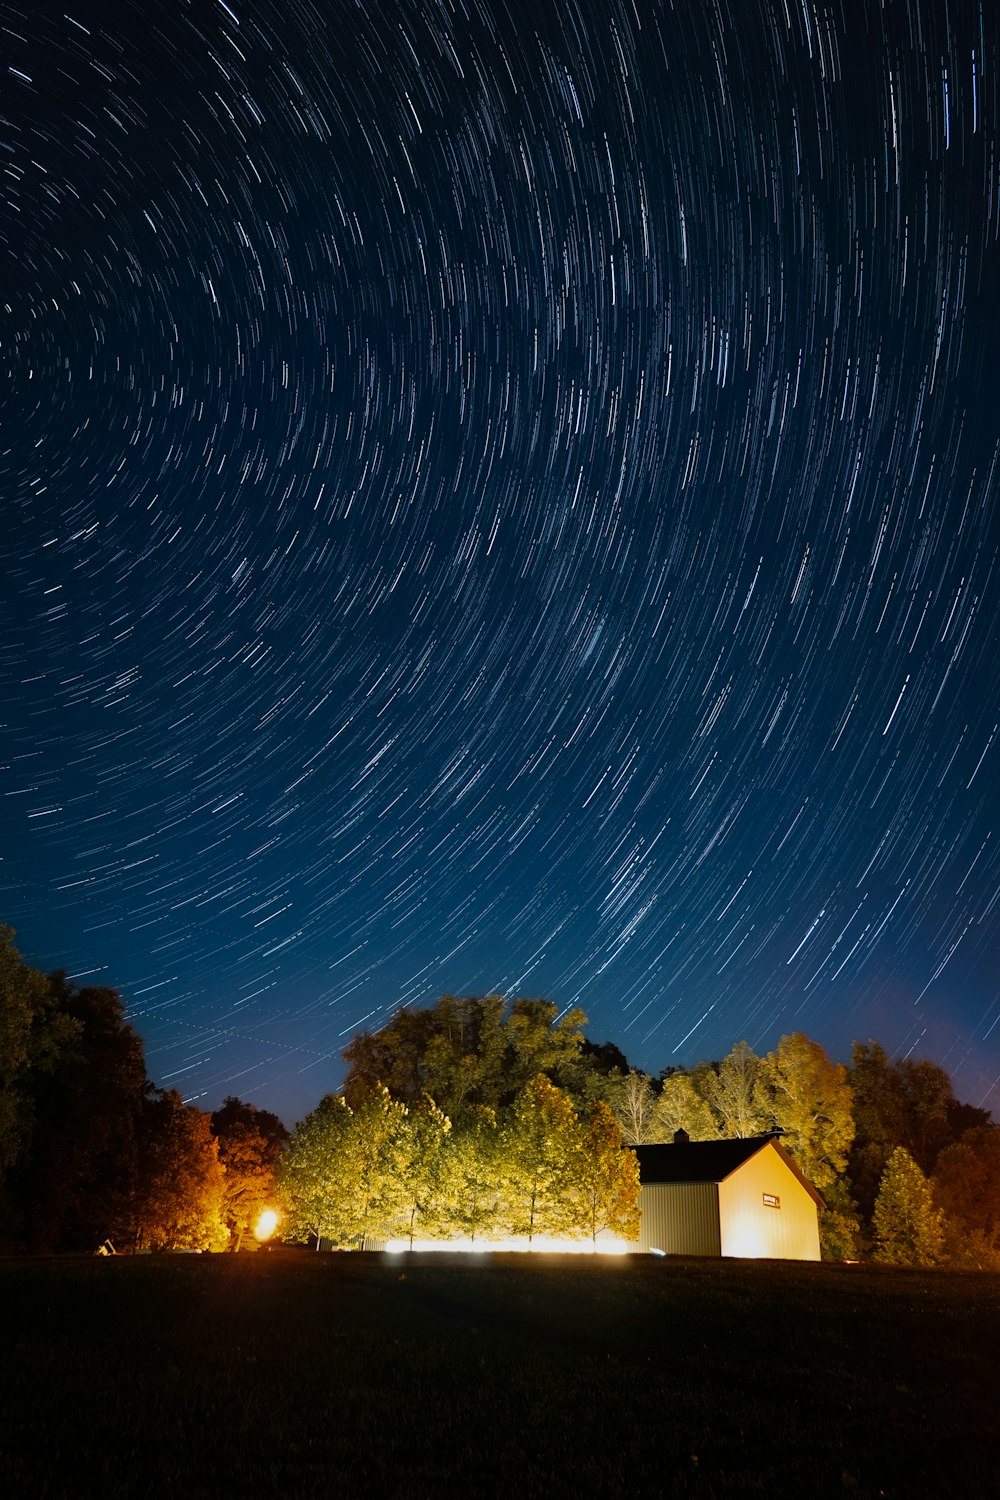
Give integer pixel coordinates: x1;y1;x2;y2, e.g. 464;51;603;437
634;1134;823;1260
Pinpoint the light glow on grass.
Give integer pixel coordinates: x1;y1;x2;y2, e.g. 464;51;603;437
383;1233;632;1255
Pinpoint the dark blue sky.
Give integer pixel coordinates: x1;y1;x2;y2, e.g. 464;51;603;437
3;0;999;1127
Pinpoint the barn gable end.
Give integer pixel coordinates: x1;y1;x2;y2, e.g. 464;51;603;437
633;1136;822;1261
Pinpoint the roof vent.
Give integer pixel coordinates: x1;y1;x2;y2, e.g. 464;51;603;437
673;1128;690;1144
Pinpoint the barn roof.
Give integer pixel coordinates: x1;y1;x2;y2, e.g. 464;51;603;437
633;1136;825;1206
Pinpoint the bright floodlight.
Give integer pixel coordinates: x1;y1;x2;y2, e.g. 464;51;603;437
254;1208;279;1242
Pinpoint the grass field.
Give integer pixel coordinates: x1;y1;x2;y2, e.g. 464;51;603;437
2;1250;997;1498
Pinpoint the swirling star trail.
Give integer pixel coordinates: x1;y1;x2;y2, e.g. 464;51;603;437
3;0;999;1123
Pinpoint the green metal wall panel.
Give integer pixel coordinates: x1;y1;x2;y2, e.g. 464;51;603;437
637;1182;721;1255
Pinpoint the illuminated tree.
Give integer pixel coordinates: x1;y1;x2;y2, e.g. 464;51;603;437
444;1104;509;1242
872;1147;945;1267
278;1093;352;1246
654;1071;718;1141
575;1100;641;1243
211;1097;288;1251
699;1042;769;1138
398;1093;452;1246
503;1075;586;1243
342;1007;441;1107
755;1033;854;1192
611;1070;660;1144
280;1086;411;1247
128;1090;227;1251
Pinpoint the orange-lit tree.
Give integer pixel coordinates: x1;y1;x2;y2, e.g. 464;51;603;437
654;1071;718;1141
126;1089;227;1251
575;1099;640;1243
211;1097;288;1251
755;1032;854;1193
933;1126;1000;1270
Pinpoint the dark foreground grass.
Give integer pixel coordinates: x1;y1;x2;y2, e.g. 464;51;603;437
1;1252;997;1498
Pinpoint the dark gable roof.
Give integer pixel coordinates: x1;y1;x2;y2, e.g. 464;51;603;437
633;1136;825;1206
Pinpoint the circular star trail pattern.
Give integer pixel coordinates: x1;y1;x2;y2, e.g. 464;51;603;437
3;0;999;1124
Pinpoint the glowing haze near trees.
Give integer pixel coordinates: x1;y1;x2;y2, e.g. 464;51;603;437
3;0;1000;1128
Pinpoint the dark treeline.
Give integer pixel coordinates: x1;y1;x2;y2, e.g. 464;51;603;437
1;927;286;1253
2;924;998;1264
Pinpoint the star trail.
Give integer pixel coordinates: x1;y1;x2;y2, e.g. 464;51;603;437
3;0;999;1126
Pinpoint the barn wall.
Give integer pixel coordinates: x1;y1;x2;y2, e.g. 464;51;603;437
637;1182;721;1255
717;1146;820;1260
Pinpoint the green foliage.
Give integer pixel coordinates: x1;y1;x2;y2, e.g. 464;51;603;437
699;1042;769;1138
397;1093;452;1245
847;1041;988;1222
818;1176;862;1261
755;1033;854;1192
342;995;590;1120
16;977;147;1251
277;1093;353;1244
444;1105;508;1242
872;1147;945;1267
502;1075;588;1242
280;1086;411;1247
653;1071;718;1142
0;928;80;1184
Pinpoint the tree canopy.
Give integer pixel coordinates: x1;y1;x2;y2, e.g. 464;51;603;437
342;995;593;1118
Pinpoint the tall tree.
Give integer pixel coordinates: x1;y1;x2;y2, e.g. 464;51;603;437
0;928;79;1189
699;1042;768;1138
611;1069;661;1145
848;1041;990;1220
872;1146;945;1267
211;1097;288;1250
126;1090;227;1251
445;1104;508;1243
280;1087;411;1248
17;977;147;1251
575;1101;641;1243
755;1033;854;1192
342;995;590;1119
654;1072;718;1142
278;1093;353;1247
397;1093;452;1247
503;1075;586;1244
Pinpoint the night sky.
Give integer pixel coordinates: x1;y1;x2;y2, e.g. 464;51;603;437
4;0;999;1128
